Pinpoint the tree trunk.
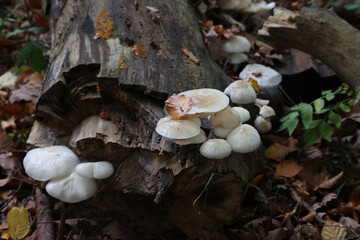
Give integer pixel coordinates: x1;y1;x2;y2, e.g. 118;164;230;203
28;0;265;239
259;7;360;87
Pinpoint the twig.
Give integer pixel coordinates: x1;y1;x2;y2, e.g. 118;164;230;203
56;202;66;240
289;187;326;225
35;188;55;240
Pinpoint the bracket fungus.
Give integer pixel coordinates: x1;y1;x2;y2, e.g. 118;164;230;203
45;172;97;203
23;146;80;181
75;161;114;179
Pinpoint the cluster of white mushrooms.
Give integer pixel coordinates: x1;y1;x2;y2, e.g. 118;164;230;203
156;63;281;160
217;0;275;14
23;146;114;203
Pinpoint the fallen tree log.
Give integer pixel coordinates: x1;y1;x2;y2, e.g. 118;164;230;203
259;7;360;87
27;0;265;239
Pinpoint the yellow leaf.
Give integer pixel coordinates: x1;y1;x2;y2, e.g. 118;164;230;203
1;230;10;240
265;142;290;161
248;78;261;93
7;207;30;240
321;219;346;240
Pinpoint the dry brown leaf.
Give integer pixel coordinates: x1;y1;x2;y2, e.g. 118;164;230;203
276;160;302;178
265;142;291;161
165;94;192;120
292;180;310;198
315;171;343;190
0;130;13;153
320;193;337;207
321;219;346;240
182;48;199;64
299;211;316;222
283;137;299;152
146;6;161;23
298;159;328;190
131;43;147;58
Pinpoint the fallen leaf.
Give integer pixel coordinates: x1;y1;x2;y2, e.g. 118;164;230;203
199;20;214;30
320;193;337;207
267;228;287;240
1;230;9;240
265;142;291;161
248;78;261;93
321;219;346;240
299;211;316;222
315;171;343;190
131;43;147;58
276;160;302;178
339;216;360;229
283;137;299;152
182;48;200;64
0;71;17;89
292;180;310;198
165;94;192;120
9;85;40;104
298;159;328;190
1;116;16;130
0;129;13;153
7;207;30;239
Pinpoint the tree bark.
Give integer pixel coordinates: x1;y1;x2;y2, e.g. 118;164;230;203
259;7;360;87
27;0;265;239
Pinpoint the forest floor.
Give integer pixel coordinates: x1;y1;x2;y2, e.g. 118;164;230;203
0;0;360;239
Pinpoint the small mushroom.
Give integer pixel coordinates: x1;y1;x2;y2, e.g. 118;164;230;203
217;0;251;10
239;64;282;89
222;35;251;53
156;117;201;139
178;88;229;115
254;98;270;106
214;127;233;138
240;1;275;14
45;172;97;203
75;161;114;179
200;139;232;159
232;107;250;123
224;80;257;104
226;124;261;153
254;116;272;134
210;106;241;128
174;129;207;145
259;105;276;118
23;146;80;181
228;52;248;65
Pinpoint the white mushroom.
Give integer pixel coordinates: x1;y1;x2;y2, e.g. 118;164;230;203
259;105;276;118
254;98;270;106
174;129;207;145
228;52;248;64
23;146;80;181
214;127;233;138
156;117;201;139
232;107;250;123
222;35;251;54
178;88;229;115
200;139;232;159
241;1;275;14
226;124;261;153
217;0;251;10
254;116;272;134
210;106;241;128
224;80;257;104
45;172;97;203
239;64;282;89
75;161;114;179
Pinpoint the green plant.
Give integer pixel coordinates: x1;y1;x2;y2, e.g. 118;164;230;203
344;0;360;14
278;86;360;145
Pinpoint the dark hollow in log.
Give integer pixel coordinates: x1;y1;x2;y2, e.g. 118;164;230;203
27;0;266;238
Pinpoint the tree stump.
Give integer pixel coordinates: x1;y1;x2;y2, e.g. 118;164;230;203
27;0;265;238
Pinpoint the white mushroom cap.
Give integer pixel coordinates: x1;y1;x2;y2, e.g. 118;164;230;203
174;129;207;145
228;52;248;64
226;124;261;153
218;0;251;10
224;80;257;104
200;139;232;159
254;98;270;106
210;106;241;128
23;146;80;181
180;114;201;126
75;161;114;179
45;172;97;203
222;35;251;53
178;88;229;115
156;117;201;139
214;127;234;138
259;105;276;118
241;1;275;14
254;116;272;134
232;107;250;123
239;64;282;88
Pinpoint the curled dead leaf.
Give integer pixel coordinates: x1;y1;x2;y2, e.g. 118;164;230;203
248;78;261;93
314;171;343;190
131;43;147;58
182;48;200;64
321;219;346;240
165;94;192;120
276;160;302;178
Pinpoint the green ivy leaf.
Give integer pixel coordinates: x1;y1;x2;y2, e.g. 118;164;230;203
6;28;26;38
27;26;47;33
28;43;47;73
319;121;333;141
308;119;322;129
279;111;299;123
278;112;299;136
304;127;321;145
325;93;335;101
300;103;313;129
328;111;342;128
16;42;32;66
339;102;351;112
314;98;325;114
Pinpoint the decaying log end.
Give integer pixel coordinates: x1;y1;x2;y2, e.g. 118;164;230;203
259;7;360;87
